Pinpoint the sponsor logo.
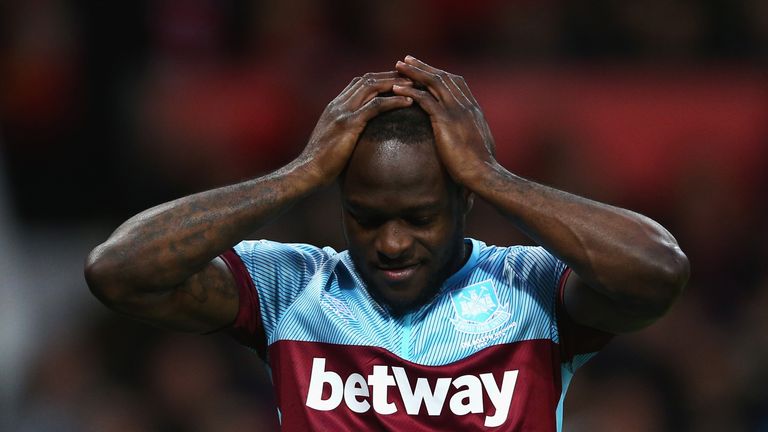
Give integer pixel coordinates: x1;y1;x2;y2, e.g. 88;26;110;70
449;280;512;334
306;357;519;427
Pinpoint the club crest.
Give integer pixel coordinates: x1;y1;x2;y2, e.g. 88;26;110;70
449;280;511;334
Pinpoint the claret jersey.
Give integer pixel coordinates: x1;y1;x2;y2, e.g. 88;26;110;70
220;238;612;431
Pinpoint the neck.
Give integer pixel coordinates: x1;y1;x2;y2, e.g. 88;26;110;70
451;239;471;276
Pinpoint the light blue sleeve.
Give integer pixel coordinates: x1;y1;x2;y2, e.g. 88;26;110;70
506;246;567;308
504;245;568;342
233;240;330;340
506;246;612;373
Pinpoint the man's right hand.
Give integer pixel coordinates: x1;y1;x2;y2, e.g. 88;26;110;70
299;72;413;186
85;70;413;334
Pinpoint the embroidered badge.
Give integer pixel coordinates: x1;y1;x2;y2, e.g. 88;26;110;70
449;280;511;334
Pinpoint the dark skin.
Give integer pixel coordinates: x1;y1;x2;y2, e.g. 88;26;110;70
85;71;415;332
85;57;689;336
340;137;470;315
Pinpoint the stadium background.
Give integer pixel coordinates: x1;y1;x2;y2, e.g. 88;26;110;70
1;1;767;430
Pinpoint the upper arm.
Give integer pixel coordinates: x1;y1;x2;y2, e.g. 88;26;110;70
231;241;325;336
100;257;240;334
562;270;661;334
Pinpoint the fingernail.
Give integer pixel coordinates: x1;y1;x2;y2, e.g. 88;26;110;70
405;97;413;103
405;55;415;61
396;60;405;67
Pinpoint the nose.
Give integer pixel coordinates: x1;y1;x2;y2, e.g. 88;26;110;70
375;220;414;262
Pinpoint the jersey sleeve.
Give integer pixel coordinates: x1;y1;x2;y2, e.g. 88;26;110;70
219;240;328;358
555;268;613;372
505;246;612;372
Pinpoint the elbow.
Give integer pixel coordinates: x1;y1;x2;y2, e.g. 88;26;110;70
609;242;690;324
637;244;690;319
84;244;131;308
656;243;690;303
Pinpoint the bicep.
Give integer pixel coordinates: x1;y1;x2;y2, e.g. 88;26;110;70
562;270;659;334
117;257;240;333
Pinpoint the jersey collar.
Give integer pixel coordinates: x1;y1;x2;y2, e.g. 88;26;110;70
441;238;480;291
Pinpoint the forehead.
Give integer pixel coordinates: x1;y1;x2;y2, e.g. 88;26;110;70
341;138;451;210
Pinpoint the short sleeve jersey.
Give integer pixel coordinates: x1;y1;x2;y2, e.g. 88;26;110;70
221;238;612;431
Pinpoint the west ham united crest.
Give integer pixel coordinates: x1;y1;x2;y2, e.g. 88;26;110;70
449;280;511;334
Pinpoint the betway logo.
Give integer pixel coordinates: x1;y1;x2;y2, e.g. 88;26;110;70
306;358;519;427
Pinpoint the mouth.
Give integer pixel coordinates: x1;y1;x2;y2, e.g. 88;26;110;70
377;263;420;283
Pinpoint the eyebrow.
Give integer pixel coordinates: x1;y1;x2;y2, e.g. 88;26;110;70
344;200;444;214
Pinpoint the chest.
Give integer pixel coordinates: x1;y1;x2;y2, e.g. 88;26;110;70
272;276;557;366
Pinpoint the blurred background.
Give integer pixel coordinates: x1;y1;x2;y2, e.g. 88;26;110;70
1;0;767;431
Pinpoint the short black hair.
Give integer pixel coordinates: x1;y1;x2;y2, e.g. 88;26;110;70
358;99;433;144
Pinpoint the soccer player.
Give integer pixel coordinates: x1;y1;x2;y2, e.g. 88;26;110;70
85;56;689;431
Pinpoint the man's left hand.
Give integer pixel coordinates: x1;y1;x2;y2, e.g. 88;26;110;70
393;56;497;187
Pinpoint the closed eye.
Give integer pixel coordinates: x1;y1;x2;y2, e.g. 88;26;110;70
407;215;435;227
350;213;385;228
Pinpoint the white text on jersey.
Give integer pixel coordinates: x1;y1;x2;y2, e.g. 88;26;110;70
305;357;519;427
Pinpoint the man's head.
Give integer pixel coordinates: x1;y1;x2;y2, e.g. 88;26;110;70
340;104;472;315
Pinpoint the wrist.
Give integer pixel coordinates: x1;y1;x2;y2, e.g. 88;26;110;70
456;159;508;191
284;157;335;191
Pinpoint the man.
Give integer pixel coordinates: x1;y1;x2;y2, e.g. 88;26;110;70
85;56;689;431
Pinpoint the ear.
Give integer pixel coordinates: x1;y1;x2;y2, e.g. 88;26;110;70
339;203;352;244
462;189;474;216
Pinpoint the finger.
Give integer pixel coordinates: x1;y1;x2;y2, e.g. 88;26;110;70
451;75;480;107
339;71;411;102
345;77;413;107
446;75;474;108
449;76;490;144
361;71;407;80
355;95;414;122
395;60;462;107
402;55;445;75
403;56;473;107
391;84;441;115
443;76;493;153
338;77;363;100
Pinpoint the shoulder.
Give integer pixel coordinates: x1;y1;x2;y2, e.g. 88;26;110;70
233;240;338;270
468;240;566;298
470;239;563;275
504;245;563;273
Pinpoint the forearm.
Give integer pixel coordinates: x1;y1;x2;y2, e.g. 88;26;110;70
390;55;687;329
87;160;321;292
467;162;689;310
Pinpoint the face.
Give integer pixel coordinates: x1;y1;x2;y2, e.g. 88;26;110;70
340;138;470;316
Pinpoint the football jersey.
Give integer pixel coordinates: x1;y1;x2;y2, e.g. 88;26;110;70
221;238;612;431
